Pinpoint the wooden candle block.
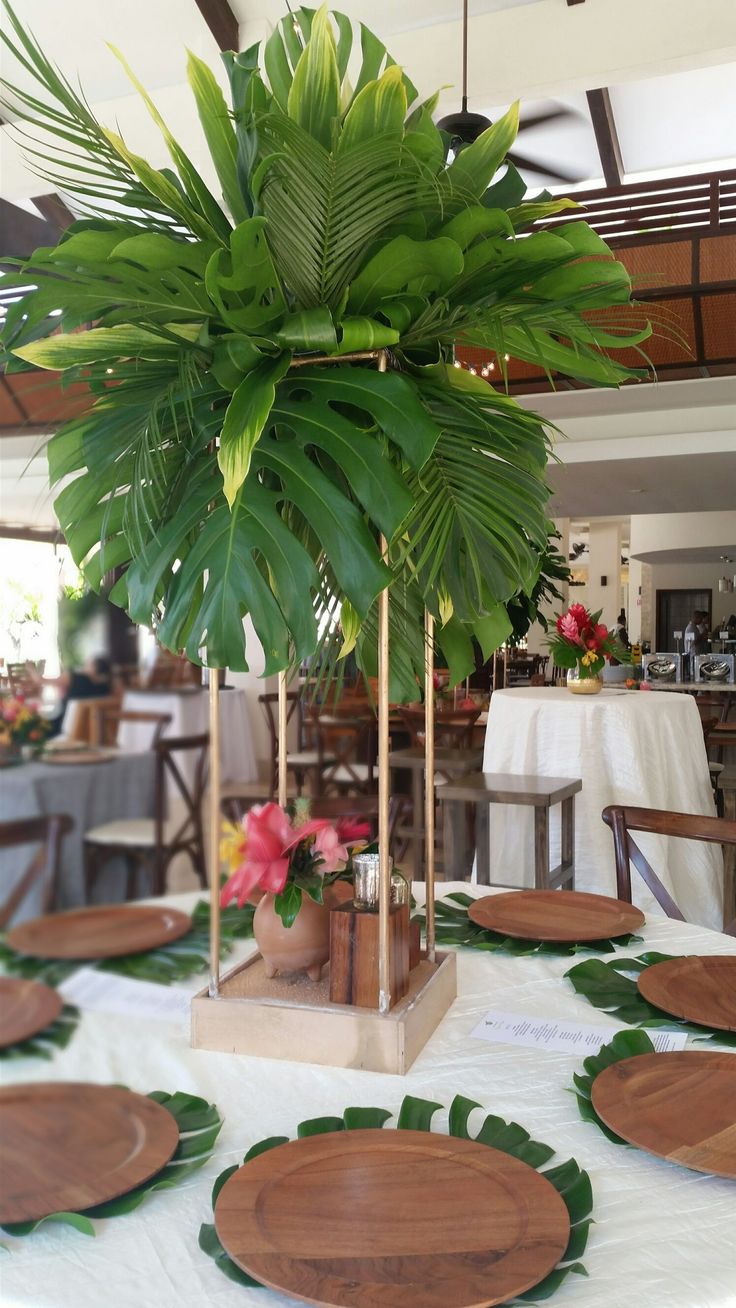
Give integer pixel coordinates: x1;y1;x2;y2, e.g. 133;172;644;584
329;902;410;1009
409;917;422;970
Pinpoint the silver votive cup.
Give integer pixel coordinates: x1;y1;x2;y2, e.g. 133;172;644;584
353;852;394;910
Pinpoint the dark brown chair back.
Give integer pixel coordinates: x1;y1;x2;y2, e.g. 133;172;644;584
0;814;73;927
308;710;376;794
94;707;172;749
152;733;209;893
602;804;736;934
259;690;310;796
399;704;480;751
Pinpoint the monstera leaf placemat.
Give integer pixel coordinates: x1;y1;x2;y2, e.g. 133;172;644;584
417;892;642;958
200;1094;593;1306
566;954;736;1047
0;899;254;988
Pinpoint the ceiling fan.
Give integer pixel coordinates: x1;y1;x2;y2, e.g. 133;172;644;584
436;0;584;184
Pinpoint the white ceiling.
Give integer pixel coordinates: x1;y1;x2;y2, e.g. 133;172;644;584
632;543;736;565
547;450;736;519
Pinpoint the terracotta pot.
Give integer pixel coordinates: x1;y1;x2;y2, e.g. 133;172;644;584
254;891;330;982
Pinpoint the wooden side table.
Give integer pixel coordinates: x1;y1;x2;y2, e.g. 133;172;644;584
389;746;482;876
438;772;582;888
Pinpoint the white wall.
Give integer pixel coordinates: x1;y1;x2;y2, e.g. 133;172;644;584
630;511;736;558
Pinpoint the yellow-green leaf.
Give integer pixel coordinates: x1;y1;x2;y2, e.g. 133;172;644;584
446;102;520;203
187;51;249;224
339;64;407;152
13;324;202;370
218;354;291;508
287;5;340;149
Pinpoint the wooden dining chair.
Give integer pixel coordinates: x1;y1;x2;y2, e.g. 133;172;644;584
93;707;172;749
398;705;481;752
83;732;209;900
259;691;332;797
0;814;73;927
308;709;376;797
602;805;736;934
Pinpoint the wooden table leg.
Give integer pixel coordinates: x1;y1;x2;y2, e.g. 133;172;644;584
534;806;549;889
722;786;736;929
476;803;491;885
442;798;469;881
561;795;575;890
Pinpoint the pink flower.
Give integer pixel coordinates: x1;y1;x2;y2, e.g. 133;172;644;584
312;825;350;875
558;612;585;645
568;603;590;629
594;623;609;643
3;704;18;723
220;802;293;907
335;817;372;844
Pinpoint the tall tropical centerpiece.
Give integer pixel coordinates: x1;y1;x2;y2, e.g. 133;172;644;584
0;2;654;701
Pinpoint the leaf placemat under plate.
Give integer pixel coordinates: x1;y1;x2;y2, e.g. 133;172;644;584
415;893;642;958
7;904;193;960
572;1033;736;1175
200;1094;593;1306
566;954;736;1047
1;1090;223;1238
0;898;255;988
0;975;78;1060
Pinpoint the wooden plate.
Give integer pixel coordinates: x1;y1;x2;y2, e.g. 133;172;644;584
591;1052;736;1178
44;749;114;765
468;889;644;942
0;978;63;1049
7;904;192;960
637;956;736;1032
215;1129;571;1308
0;1082;179;1223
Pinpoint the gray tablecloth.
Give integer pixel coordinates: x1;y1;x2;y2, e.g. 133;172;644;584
0;752;155;922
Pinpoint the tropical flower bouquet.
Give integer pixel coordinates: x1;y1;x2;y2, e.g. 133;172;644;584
0;695;51;755
547;604;630;693
220;800;372;981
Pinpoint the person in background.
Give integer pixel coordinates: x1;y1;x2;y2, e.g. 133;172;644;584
684;610;709;657
613;608;629;647
25;654;112;736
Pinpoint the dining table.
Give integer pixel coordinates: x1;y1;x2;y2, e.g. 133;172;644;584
481;688;724;930
1;881;734;1308
0;751;155;922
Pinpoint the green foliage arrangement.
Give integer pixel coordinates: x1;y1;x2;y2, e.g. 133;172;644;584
417;891;642;955
199;1093;593;1302
0;1090;223;1238
0;898;254;988
566;954;736;1046
0;1004;79;1061
1;4;653;694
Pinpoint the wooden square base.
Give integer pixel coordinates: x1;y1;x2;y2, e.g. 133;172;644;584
190;949;457;1075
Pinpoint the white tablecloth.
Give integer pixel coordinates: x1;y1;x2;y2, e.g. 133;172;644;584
2;884;735;1308
482;688;723;930
119;689;256;784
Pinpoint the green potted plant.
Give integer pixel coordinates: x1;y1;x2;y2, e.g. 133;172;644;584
0;2;654;704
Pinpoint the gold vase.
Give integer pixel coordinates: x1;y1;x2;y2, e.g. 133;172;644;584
566;668;603;695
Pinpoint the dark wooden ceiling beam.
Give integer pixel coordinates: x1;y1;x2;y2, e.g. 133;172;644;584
586;87;624;187
31;192;75;231
194;0;239;52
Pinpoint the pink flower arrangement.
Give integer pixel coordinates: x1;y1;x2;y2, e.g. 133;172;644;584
220;801;371;924
548;604;630;679
0;695;50;748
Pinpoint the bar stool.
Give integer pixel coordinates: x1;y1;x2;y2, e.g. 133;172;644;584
438;771;582;887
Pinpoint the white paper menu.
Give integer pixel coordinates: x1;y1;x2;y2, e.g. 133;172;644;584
470;1009;689;1054
59;967;191;1026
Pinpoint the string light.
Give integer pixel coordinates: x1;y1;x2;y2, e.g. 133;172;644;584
453;359;462;368
106;367;114;374
504;353;510;362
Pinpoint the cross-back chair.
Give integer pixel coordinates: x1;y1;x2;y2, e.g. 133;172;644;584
259;690;332;797
399;704;481;753
93;707;172;749
307;709;376;796
0;814;73;927
84;732;209;900
602;804;736;935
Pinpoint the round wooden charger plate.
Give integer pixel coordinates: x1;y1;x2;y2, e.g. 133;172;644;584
0;1082;180;1223
637;955;736;1032
591;1052;736;1178
44;748;114;765
0;977;62;1049
215;1128;571;1308
7;903;192;960
468;889;644;942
